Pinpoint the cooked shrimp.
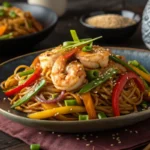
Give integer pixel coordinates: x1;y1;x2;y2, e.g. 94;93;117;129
38;46;65;70
76;45;110;69
51;55;86;91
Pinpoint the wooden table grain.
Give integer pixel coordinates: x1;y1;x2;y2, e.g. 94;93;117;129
0;0;149;150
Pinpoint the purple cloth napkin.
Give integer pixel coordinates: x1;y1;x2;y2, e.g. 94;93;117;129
0;114;150;150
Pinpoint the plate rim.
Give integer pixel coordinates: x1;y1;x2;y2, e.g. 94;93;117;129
0;46;150;125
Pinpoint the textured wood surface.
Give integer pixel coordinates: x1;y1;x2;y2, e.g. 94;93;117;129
0;0;149;150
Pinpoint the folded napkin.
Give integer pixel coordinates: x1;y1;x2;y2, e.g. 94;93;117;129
0;114;150;150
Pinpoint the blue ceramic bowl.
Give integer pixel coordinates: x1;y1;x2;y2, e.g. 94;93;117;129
0;47;150;133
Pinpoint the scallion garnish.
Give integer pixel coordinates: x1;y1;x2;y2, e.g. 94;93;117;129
70;29;80;42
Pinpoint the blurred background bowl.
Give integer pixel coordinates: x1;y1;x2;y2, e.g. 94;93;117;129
80;10;140;43
0;2;58;54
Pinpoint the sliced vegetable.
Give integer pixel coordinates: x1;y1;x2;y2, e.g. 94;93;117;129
0;9;5;17
79;114;89;120
64;36;102;50
19;69;34;77
0;33;13;40
79;68;118;94
5;67;41;96
141;101;148;109
130;65;150;83
82;42;93;52
98;112;107;119
86;69;99;80
9;11;17;18
112;72;145;116
80;38;92;42
11;79;46;108
70;29;79;42
63;41;77;47
2;1;12;8
80;92;97;119
28;106;86;119
109;55;134;72
30;144;40;150
65;99;78;106
128;60;150;74
0;25;7;36
35;91;65;103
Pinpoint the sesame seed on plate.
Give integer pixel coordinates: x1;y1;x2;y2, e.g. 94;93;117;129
130;130;133;133
57;134;61;137
135;130;138;134
52;132;55;134
110;144;114;147
86;144;90;147
76;138;80;140
90;140;93;143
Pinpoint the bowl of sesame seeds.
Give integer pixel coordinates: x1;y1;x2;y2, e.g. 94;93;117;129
80;10;140;42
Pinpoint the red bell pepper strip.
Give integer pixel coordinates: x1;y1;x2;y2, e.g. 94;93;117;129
5;67;41;96
112;72;145;116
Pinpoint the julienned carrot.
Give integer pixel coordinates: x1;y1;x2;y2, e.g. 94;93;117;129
28;106;86;119
81;92;97;119
130;65;150;83
0;25;7;36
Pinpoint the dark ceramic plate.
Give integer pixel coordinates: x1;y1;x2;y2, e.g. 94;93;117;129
0;2;58;53
80;10;140;42
0;47;150;133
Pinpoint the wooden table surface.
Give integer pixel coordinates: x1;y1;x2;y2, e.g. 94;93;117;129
0;0;149;150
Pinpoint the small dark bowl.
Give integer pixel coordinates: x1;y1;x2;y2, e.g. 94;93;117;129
0;2;58;54
80;10;140;43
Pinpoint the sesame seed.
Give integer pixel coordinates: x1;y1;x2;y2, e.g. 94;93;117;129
116;137;120;141
130;130;133;133
76;138;80;140
112;137;115;140
86;144;90;147
3;97;6;100
125;129;128;131
118;141;121;144
116;133;119;135
38;132;42;135
95;136;98;138
112;134;115;136
90;140;93;143
135;130;138;134
57;134;61;137
110;144;114;146
90;134;93;136
52;132;55;134
70;108;73;111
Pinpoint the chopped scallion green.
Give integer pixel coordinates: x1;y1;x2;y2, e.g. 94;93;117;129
64;99;78;106
9;11;17;18
98;112;107;119
2;2;12;8
70;29;79;42
79;114;89;120
30;144;40;150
